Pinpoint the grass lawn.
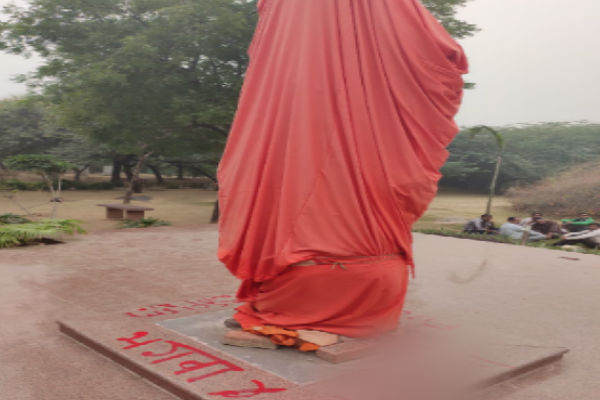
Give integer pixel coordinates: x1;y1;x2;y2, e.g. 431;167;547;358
2;186;598;255
0;188;218;233
1;187;511;233
413;189;514;231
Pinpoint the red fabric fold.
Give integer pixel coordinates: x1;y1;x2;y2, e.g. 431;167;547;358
218;0;467;334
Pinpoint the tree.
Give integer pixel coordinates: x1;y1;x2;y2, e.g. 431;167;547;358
0;99;61;167
1;0;257;202
441;122;600;192
1;0;477;216
5;154;73;216
464;125;504;215
422;0;478;39
0;99;109;176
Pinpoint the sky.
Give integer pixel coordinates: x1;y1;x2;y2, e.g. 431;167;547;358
1;0;600;127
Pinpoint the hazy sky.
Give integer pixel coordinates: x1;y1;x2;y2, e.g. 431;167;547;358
1;0;599;126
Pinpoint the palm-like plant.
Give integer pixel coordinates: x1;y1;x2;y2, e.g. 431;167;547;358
0;219;85;248
465;125;505;215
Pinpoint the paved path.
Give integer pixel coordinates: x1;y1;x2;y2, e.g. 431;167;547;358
0;227;598;399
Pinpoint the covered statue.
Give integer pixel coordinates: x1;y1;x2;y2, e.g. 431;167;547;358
218;0;468;339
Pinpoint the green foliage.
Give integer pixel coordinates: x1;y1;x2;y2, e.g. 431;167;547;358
422;0;479;39
0;99;60;164
5;154;73;175
60;180;117;191
415;228;516;244
464;125;504;150
442;122;600;192
507;161;600;217
119;218;170;229
0;213;31;224
0;99;108;170
1;0;476;179
1;0;257;169
415;229;600;256
0;219;86;248
0;179;45;190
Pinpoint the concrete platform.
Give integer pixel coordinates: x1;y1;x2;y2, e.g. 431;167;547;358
58;305;568;400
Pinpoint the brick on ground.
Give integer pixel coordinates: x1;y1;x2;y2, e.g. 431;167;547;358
297;330;339;347
316;339;375;364
221;330;278;349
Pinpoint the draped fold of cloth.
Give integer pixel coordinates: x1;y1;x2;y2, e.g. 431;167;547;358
218;0;467;336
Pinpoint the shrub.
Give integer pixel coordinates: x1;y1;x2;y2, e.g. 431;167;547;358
506;161;600;217
119;218;170;229
0;219;86;248
0;214;31;224
0;179;116;191
0;179;45;190
60;180;116;190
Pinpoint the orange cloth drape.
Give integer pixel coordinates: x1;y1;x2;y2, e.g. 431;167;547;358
218;0;467;336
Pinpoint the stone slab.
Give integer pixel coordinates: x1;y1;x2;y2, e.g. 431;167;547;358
157;309;356;385
58;316;295;400
157;310;569;391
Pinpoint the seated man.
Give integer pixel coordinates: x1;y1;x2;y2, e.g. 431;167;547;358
561;212;595;232
520;211;543;227
553;223;600;249
531;215;564;239
499;217;546;242
464;214;498;234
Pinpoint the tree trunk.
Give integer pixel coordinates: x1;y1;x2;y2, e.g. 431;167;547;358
111;159;123;185
40;171;58;201
123;152;153;204
74;166;89;182
189;166;217;183
149;165;165;185
210;200;220;224
50;177;63;218
486;153;503;215
123;163;134;182
520;228;530;246
177;163;184;180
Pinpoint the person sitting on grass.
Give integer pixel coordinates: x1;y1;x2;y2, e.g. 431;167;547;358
464;214;498;234
531;215;564;239
553;223;600;249
499;217;546;242
520;211;543;227
561;211;595;233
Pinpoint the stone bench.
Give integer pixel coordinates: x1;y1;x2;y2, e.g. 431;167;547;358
97;204;154;221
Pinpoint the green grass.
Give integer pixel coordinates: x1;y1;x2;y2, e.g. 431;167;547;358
415;228;600;256
118;218;171;229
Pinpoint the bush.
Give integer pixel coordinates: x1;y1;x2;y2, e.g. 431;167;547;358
60;180;116;190
506;161;600;217
0;179;45;191
0;214;31;224
0;179;117;191
119;218;170;229
0;219;86;248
